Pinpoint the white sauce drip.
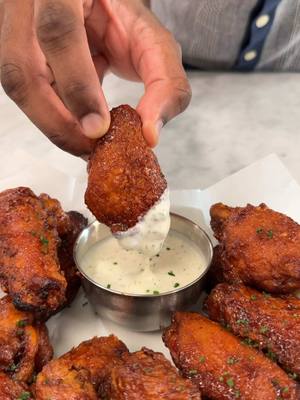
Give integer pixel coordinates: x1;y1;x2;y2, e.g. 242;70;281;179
114;189;170;257
80;231;206;295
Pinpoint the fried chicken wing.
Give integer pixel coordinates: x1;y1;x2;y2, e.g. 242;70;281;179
163;312;299;400
210;203;300;293
0;295;52;383
35;335;128;400
85;105;167;234
105;347;200;400
58;211;88;305
0;187;67;315
205;283;300;378
0;372;32;400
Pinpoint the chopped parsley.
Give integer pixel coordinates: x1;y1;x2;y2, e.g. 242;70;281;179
106;284;111;289
174;282;180;288
199;356;206;364
168;271;175;277
166;247;171;251
189;369;198;376
227;356;238;365
256;227;264;234
153;290;160;295
8;363;18;372
250;295;257;301
146;289;150;293
17;392;31;400
40;236;48;246
263;291;271;299
16;319;27;328
227;378;235;388
260;325;269;334
236;318;249;326
267;230;274;238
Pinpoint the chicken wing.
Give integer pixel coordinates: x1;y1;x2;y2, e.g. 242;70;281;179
210;203;300;293
58;211;88;305
105;347;200;399
35;335;128;399
163;312;299;400
205;283;300;378
0;295;52;384
0;372;32;400
85;105;167;234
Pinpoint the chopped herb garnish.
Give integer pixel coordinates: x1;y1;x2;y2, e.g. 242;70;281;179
40;236;49;245
146;289;150;293
168;271;175;277
263;291;271;299
271;378;279;386
16;329;24;336
267;230;274;238
282;387;289;393
189;370;198;376
266;348;277;362
107;284;111;289
235;390;241;398
16;320;27;328
153;290;160;295
250;295;257;301
156;254;160;257
288;372;298;380
226;378;235;388
199;356;206;364
260;325;269;334
236;318;249;326
17;392;31;400
227;356;238;365
166;247;171;251
174;282;180;288
256;227;264;234
30;231;37;237
241;338;259;348
8;363;18;372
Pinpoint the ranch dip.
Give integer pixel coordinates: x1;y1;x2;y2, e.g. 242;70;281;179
115;189;170;257
80;230;206;295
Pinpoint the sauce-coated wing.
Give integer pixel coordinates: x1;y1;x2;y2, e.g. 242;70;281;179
163;312;299;400
35;336;128;399
0;187;67;315
210;203;300;293
0;296;52;383
105;347;200;399
0;372;32;400
85;105;167;233
205;283;300;377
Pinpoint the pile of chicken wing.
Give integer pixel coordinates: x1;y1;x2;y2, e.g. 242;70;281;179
1;192;300;398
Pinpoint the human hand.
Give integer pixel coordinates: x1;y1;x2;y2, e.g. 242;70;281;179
0;0;191;156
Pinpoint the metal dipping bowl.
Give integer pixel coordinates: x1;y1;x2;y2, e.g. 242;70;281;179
74;213;213;332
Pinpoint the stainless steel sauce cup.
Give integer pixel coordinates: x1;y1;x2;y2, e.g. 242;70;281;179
74;213;213;332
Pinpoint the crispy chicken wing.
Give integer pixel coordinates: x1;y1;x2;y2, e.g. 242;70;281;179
35;336;128;400
163;312;299;400
205;283;300;378
58;211;88;305
0;372;32;400
0;187;67;315
210;203;300;293
0;295;52;383
105;347;200;399
85;105;167;233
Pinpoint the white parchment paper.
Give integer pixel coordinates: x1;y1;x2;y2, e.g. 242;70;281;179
0;151;299;357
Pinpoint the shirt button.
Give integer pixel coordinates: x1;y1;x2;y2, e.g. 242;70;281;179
256;14;270;28
244;50;258;62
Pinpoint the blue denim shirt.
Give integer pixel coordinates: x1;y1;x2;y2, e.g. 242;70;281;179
151;0;299;71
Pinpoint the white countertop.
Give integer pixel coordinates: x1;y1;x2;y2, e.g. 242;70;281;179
0;71;299;189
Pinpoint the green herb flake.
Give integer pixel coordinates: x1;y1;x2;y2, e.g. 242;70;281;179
235;390;241;398
168;271;175;277
153;290;160;295
16;320;27;328
226;378;235;388
266;348;277;362
146;289;150;293
282;387;289;394
260;325;269;334
288;372;298;380
17;392;31;400
267;230;274;238
256;227;264;234
8;363;18;372
199;356;206;364
40;236;49;246
263;291;271;299
107;284;111;289
227;357;238;365
236;318;249;326
30;231;37;237
174;283;180;288
188;369;198;376
166;247;171;251
250;295;257;301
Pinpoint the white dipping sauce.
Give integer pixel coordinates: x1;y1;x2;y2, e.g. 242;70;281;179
115;189;170;257
80;230;206;295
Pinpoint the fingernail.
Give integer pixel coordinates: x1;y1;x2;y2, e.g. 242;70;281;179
81;113;105;139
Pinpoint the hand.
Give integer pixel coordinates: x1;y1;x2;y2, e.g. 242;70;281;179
0;0;191;156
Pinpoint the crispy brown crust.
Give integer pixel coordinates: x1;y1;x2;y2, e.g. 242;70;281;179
0;372;32;400
0;295;53;384
85;105;167;233
105;347;200;399
163;312;300;400
205;283;300;377
210;203;300;293
35;336;128;400
0;187;67;316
